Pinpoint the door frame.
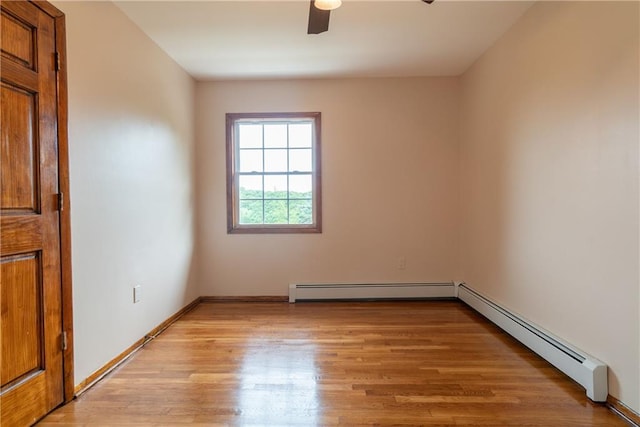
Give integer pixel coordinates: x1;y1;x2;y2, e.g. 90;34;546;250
31;0;74;403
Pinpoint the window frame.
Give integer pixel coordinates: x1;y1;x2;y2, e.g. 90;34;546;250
226;112;322;234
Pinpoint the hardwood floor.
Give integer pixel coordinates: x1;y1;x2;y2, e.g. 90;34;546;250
39;301;627;426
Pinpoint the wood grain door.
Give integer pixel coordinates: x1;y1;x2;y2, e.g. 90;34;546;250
1;1;68;425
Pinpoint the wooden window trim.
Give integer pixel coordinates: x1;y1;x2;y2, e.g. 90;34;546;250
225;112;322;234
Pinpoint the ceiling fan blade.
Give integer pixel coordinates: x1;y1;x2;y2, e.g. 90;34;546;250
307;0;331;34
422;0;435;3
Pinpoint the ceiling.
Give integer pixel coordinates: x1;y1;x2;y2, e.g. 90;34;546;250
114;1;534;81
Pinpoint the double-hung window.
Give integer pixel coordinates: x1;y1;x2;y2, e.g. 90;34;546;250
226;112;322;233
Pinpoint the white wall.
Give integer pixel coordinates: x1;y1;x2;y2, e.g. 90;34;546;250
195;78;460;296
459;1;639;412
53;1;198;385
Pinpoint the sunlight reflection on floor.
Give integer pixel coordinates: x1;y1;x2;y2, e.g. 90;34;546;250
238;339;320;425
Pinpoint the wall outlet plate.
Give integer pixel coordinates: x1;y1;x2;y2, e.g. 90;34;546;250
133;285;141;303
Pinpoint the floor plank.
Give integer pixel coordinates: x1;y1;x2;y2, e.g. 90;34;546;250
39;301;627;426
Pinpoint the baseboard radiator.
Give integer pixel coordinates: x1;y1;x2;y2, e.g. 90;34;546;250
288;280;607;402
457;283;608;402
288;282;455;303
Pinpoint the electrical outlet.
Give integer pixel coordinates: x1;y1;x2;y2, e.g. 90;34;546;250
398;256;407;270
133;285;141;303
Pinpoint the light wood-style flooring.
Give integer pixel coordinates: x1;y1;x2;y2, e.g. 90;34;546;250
39;301;627;426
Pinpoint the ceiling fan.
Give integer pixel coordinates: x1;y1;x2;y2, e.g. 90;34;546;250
307;0;434;34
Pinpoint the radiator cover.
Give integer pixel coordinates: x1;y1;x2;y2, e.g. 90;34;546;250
457;284;608;402
288;282;455;302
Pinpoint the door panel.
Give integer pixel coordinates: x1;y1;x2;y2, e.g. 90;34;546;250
1;253;43;388
1;1;65;425
1;9;36;69
1;84;39;212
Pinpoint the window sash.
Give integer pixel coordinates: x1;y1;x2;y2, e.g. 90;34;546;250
226;112;321;233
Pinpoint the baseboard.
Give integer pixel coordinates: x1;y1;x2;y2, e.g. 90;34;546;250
607;396;640;426
73;296;201;396
200;295;288;302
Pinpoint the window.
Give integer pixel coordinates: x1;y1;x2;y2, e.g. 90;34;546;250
226;112;322;234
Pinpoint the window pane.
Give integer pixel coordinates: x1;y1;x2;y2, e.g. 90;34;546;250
289;149;312;172
264;175;287;199
264;149;288;172
264;124;287;148
239;175;262;199
239;200;263;224
264;200;288;224
289;123;312;148
289;175;312;199
238;124;262;148
289;199;313;224
239;149;263;172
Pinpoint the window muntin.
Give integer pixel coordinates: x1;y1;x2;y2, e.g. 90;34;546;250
226;112;321;233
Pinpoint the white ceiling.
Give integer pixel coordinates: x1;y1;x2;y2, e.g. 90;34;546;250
114;1;534;80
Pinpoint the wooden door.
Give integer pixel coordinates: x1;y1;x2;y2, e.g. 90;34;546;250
1;1;71;425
